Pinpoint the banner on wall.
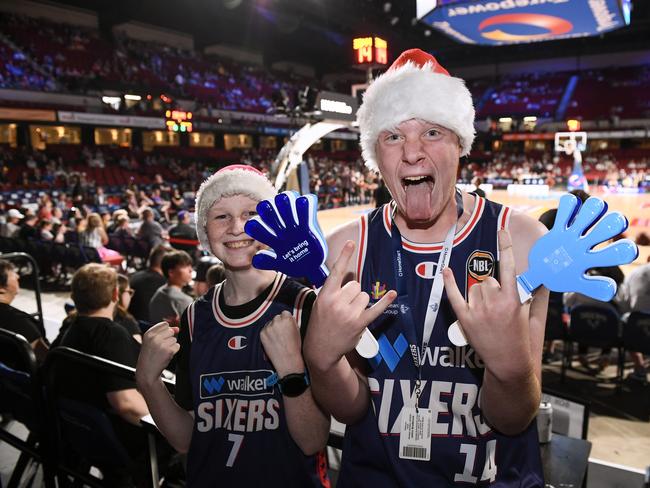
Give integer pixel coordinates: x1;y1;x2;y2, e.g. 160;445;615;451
418;0;631;45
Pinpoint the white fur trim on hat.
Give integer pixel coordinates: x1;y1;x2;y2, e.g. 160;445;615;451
195;165;276;255
357;59;475;172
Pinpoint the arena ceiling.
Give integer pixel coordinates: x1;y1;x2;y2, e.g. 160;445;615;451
54;0;650;75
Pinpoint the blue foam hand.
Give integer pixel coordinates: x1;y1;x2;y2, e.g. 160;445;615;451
517;194;638;302
244;191;329;287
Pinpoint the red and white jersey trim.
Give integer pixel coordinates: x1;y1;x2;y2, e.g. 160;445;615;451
187;301;196;342
212;273;286;328
496;205;512;260
356;213;369;280
292;288;312;330
381;197;485;254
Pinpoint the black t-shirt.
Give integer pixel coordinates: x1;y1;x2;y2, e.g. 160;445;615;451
54;316;139;411
114;311;142;339
174;280;316;410
0;302;43;343
129;269;167;322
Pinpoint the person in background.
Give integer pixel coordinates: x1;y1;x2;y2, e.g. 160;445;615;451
205;262;226;289
616;262;650;381
0;208;23;238
53;263;150;487
128;244;170;323
148;250;194;325
0;259;49;362
168;210;197;241
115;274;142;344
80;212;123;265
192;255;221;297
137;208;166;248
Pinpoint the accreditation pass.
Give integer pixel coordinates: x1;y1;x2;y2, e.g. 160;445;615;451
399;407;432;461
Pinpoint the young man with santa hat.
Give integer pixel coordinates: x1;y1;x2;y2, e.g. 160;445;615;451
304;49;549;486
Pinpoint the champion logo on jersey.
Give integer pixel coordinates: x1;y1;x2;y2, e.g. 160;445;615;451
415;261;437;279
371;281;387;300
466;250;495;295
227;335;247;350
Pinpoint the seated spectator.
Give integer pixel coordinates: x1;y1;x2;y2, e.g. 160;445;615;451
206;262;226;288
39;219;54;241
112;216;134;239
80;213;123;264
115;274;142;344
617;262;650;381
128;244;170;322
53;263;150;486
0;209;23;238
148;250;193;325
168;210;197;241
18;214;38;240
192;255;220;297
107;209;129;234
0;259;49;362
137;208;166;248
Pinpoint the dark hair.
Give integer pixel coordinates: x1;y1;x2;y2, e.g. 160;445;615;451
149;243;172;269
161;250;193;278
0;259;15;287
206;263;226;288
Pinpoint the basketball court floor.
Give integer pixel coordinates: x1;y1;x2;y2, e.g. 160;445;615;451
4;188;649;479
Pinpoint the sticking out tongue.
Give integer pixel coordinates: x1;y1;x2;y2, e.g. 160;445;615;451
403;177;434;220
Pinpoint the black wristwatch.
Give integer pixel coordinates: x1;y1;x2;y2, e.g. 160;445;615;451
267;372;310;397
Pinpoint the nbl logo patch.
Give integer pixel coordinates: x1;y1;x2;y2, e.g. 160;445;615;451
227;335;247;350
466;250;495;295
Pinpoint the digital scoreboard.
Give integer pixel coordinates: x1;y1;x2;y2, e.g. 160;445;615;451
352;36;388;67
165;109;193;132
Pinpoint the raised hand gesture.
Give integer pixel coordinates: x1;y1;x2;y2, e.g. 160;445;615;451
443;230;530;375
304;241;396;366
244;191;329;287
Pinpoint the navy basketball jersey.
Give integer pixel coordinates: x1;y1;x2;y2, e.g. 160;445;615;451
339;197;543;487
182;273;329;488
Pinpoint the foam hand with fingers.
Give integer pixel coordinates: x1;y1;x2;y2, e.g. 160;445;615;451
245;191;380;358
245;191;329;287
517;194;638;301
447;194;638;347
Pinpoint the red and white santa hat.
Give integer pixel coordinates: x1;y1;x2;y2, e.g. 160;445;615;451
195;164;276;254
357;48;475;172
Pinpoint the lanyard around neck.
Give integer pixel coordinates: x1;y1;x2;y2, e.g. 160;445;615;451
390;190;464;377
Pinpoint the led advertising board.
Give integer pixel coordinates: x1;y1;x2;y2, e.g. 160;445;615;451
418;0;631;45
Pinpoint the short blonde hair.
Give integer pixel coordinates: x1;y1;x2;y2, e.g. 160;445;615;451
71;263;117;314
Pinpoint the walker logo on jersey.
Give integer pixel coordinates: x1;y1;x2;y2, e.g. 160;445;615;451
415;261;437;279
371;281;387;300
227;336;247;350
200;369;274;399
419;0;629;45
369;333;408;372
466;250;495;294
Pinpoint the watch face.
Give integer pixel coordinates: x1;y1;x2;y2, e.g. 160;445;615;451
279;374;309;397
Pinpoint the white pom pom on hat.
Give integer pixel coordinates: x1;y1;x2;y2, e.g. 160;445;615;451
195;164;276;255
356;48;476;172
